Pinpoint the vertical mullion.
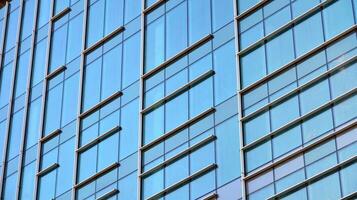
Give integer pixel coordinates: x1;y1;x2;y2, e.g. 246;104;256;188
15;0;40;199
0;0;25;197
137;0;145;199
233;0;248;199
33;0;55;198
0;1;10;196
71;0;89;198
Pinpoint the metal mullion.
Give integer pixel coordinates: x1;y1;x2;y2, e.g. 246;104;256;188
71;0;89;198
137;0;145;198
0;1;10;197
14;0;41;197
0;0;25;197
233;0;247;198
33;0;55;198
235;0;271;21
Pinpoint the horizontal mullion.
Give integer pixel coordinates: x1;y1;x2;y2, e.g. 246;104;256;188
243;120;357;180
143;0;167;14
82;26;125;55
235;0;271;21
238;0;334;56
140;107;216;151
147;163;217;200
341;191;357;200
96;189;119;200
142;34;214;79
142;70;215;114
45;65;67;80
202;193;219;200
37;163;59;177
79;91;123;119
268;155;357;200
39;129;62;143
74;162;120;189
241;56;357;121
239;25;357;95
243;87;357;150
141;135;216;178
76;126;121;153
51;7;71;22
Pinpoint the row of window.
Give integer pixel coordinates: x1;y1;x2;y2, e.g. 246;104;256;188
243;61;357;145
143;115;241;200
246;127;357;199
144;0;234;72
245;92;357;173
242;33;357;116
239;0;357;88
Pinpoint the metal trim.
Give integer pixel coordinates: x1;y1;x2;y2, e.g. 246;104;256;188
76;126;121;153
39;129;62;143
202;193;219;200
36;163;59;177
79;91;123;119
74;162;120;189
239;25;357;95
147;164;217;200
14;0;41;198
71;0;89;198
340;191;357;200
243;120;357;181
82;26;125;55
243;88;357;150
143;0;166;14
241;56;357;121
235;0;271;21
140;135;217;178
142;70;215;114
267;156;357;200
96;189;119;200
45;65;67;80
51;7;71;22
0;0;19;197
142;34;214;79
141;107;216;151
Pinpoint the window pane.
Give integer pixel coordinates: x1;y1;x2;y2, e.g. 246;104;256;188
300;80;330;115
271;96;300;130
323;0;354;40
241;46;266;88
294;13;324;56
61;73;79;126
166;3;187;58
246;140;272;172
123;32;140;88
102;46;122;98
144;106;164;144
308;172;341;199
244;111;270;144
212;0;233;31
266;30;295;73
87;1;105;47
302;109;333;143
188;0;211;44
145;17;165;72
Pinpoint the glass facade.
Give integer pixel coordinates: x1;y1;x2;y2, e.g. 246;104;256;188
0;0;355;199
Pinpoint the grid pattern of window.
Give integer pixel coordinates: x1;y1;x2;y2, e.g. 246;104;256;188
0;0;355;200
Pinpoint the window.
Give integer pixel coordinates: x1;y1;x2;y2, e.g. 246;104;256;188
308;172;341;199
244;111;270;144
241;45;266;88
323;0;354;40
246;140;272;172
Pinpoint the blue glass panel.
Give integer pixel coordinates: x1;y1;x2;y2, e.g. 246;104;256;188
244;111;270;144
294;13;324;57
241;46;266;88
300;80;330;115
120;99;139;159
302;109;334;143
145;17;165;72
62;73;79;126
214;40;237;104
123;32;140;88
44;84;63;135
308;172;341;199
67;13;83;63
165;92;188;131
105;0;123;35
273;125;302;159
238;0;259;14
38;171;56;200
266;30;295;73
125;0;141;23
50;24;68;72
87;0;105;47
292;0;319;18
188;0;211;44
166;3;187;58
334;94;357;126
323;0;354;40
271;96;300;130
265;6;291;35
102;45;122;98
246;140;272;172
212;0;233;31
340;163;357;196
20;162;36;199
56;138;75;195
165;156;189;187
144;106;164;144
83;58;101;111
216;117;240;186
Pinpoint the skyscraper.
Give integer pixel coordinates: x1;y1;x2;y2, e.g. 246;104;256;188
0;0;356;199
